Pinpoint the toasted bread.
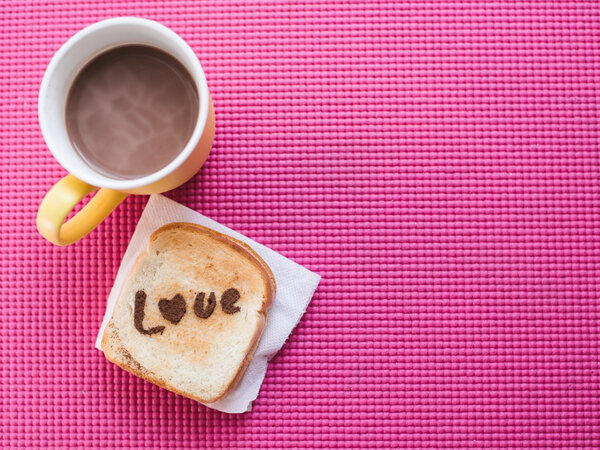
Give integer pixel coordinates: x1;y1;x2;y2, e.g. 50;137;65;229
101;222;276;403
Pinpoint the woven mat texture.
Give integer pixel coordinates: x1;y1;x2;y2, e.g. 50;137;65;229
1;1;599;448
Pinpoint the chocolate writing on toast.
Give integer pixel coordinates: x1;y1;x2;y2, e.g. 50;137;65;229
134;288;242;334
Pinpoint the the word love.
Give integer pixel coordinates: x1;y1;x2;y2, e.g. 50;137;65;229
134;288;241;336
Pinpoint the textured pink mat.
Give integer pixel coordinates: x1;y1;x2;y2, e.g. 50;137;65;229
1;1;599;448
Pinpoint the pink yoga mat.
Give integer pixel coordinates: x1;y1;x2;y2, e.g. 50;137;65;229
1;1;599;448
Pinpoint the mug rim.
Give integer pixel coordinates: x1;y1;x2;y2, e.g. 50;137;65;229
38;17;210;191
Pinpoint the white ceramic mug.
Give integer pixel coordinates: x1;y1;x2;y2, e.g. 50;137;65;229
37;17;215;246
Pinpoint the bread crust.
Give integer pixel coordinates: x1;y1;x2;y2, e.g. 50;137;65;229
101;222;276;403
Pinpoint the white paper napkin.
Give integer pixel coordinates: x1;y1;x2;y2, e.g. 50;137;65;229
96;194;321;413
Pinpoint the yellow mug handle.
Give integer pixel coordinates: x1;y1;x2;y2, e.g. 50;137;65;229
37;174;129;246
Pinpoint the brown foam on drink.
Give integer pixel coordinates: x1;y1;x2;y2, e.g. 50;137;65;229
66;45;199;180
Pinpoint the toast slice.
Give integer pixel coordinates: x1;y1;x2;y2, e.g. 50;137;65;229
101;222;276;403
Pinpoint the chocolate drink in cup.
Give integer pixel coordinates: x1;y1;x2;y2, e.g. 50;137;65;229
36;18;215;247
65;45;199;180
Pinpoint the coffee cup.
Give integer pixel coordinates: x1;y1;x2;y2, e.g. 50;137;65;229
37;17;214;246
